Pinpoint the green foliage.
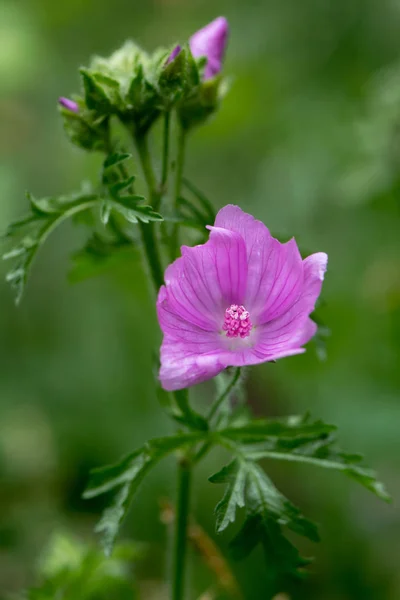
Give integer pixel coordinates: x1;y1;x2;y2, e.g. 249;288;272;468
2;188;100;303
23;533;140;600
59;37;227;141
83;433;207;555
206;414;390;579
101;151;162;225
83;411;389;574
2;153;162;302
208;460;246;532
210;458;317;579
222;417;390;502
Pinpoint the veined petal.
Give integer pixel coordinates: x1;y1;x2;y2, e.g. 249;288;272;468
157;286;221;349
159;344;225;391
215;205;303;324
164;226;247;331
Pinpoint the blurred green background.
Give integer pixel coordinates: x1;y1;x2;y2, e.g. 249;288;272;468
1;0;399;598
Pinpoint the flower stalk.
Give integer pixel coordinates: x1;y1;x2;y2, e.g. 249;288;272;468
133;132;165;291
172;457;192;600
171;124;187;260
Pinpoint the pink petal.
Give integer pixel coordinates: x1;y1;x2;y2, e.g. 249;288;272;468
158;287;226;390
302;252;328;313
164;226;248;331
294;318;318;347
215;205;303;324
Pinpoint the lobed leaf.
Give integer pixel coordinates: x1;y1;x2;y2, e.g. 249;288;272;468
209;460;246;532
3;190;100;303
84;432;207;555
210;457;317;578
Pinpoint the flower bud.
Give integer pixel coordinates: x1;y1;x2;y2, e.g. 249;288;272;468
189;16;229;80
166;45;182;65
58;97;79;113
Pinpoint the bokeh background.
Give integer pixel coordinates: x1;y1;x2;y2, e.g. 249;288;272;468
1;0;399;598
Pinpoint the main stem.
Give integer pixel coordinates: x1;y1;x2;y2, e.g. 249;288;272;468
134;128;192;600
160;112;171;206
172;458;191;600
171;125;187;260
134;133;164;290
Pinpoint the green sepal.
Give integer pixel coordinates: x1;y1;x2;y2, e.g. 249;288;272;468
81;69;116;114
178;74;228;130
59;100;109;152
157;45;200;108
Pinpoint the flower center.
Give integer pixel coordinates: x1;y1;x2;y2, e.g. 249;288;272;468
222;304;252;338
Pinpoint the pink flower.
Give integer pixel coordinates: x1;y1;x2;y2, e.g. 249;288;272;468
190;16;229;80
59;97;79;112
157;205;327;391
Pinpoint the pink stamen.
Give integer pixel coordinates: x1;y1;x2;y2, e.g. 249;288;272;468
222;304;252;338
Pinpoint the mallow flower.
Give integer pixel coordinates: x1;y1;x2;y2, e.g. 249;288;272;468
157;205;327;391
190;16;229;80
167;17;229;80
59;97;79;113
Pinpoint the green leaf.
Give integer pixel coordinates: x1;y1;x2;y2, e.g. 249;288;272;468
219;415;391;502
3;190;100;303
83;432;207;554
109;176;136;196
210;456;316;578
230;515;311;578
111;196;163;224
103;152;132;170
209;460;246;532
257;439;391;502
220;414;335;444
245;463;319;542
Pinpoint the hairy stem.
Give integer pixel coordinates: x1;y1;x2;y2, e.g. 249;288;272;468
134;133;164;291
171;125;187;260
172;458;192;600
159;111;171;209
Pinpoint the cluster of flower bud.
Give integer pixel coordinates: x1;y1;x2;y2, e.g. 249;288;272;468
58;17;229;150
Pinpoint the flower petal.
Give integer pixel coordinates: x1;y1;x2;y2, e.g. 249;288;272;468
164;226;248;331
158;287;226;390
302;252;328;313
215;205;303;324
190;16;229;80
